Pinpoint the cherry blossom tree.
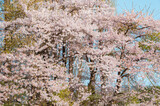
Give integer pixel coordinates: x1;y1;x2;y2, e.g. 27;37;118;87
0;0;160;105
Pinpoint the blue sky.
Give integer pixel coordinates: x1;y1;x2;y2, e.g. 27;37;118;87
116;0;160;20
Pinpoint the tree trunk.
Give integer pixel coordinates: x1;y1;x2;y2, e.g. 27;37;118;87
88;68;96;95
114;71;122;96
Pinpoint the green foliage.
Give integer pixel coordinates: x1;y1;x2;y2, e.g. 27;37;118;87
1;33;36;53
58;88;71;101
3;1;26;21
129;96;141;104
39;100;57;106
0;0;55;54
139;32;160;51
0;1;37;53
154;97;160;106
80;94;102;106
111;86;160;105
138;42;151;51
57;88;74;106
143;32;160;42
